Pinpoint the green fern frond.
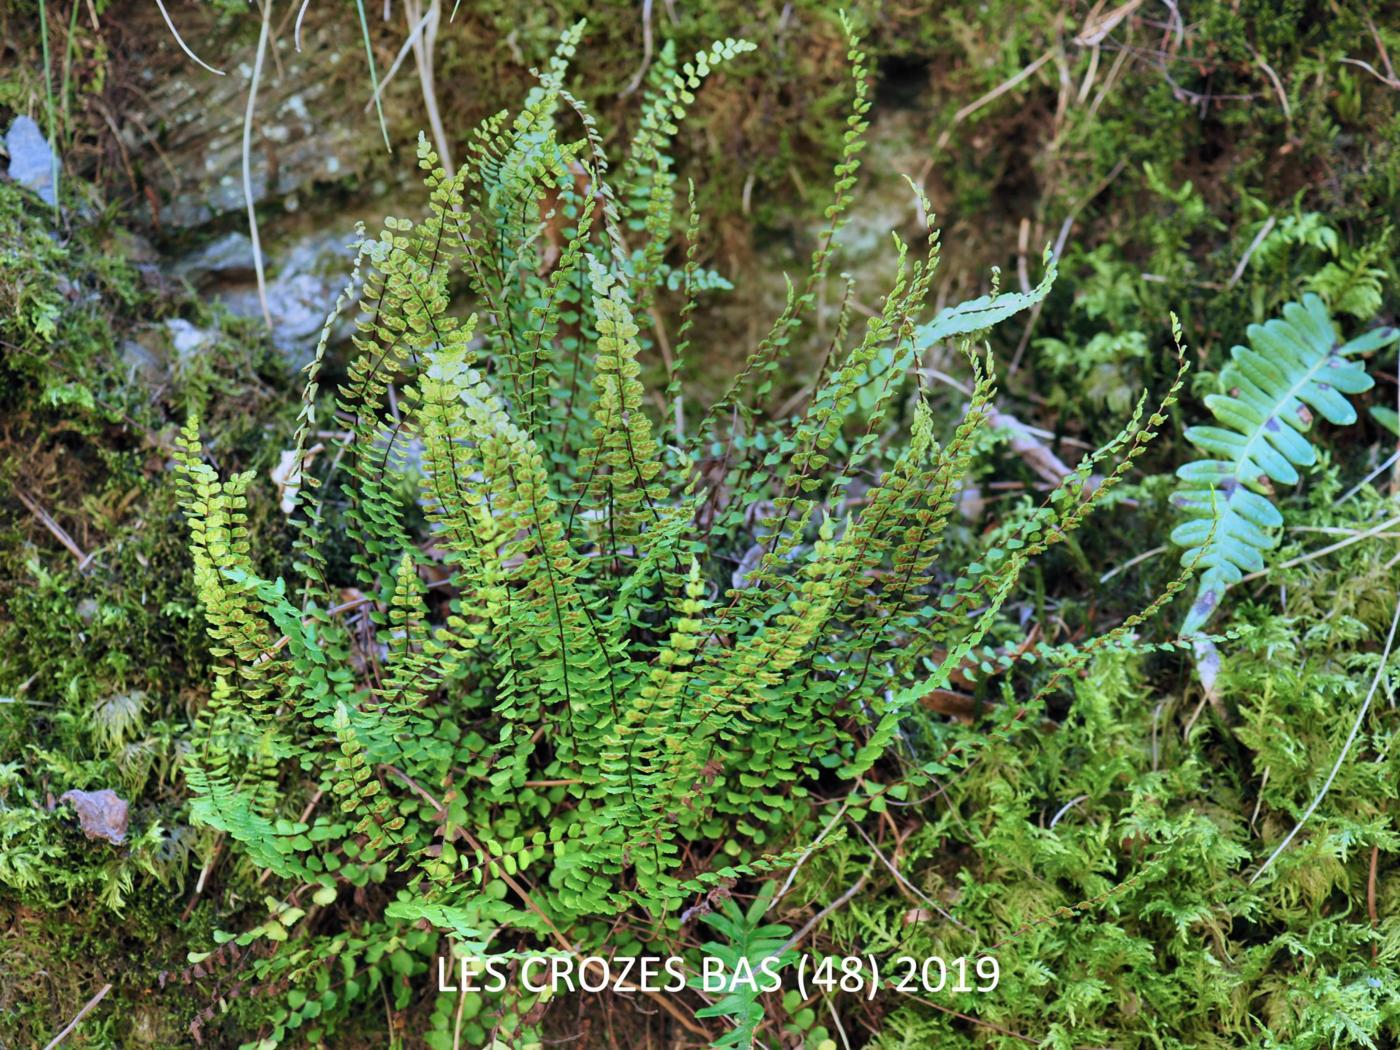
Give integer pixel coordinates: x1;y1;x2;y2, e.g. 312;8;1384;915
1171;294;1396;634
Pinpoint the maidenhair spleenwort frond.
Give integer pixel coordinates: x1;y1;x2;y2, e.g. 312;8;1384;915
1171;293;1397;634
172;18;1186;1050
693;11;872;440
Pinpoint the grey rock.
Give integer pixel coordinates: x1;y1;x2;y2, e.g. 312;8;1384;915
171;230;255;282
169;220;358;365
5;115;59;206
134;14;418;230
218;271;331;358
209;226;360;365
122;337;166;386
121;319;219;385
164;318;217;363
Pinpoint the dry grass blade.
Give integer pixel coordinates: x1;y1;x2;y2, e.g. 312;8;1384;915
243;0;274;328
154;0;226;75
294;0;313;51
43;982;112;1049
1237;513;1400;583
1074;0;1145;48
355;0;392;149
1250;595;1400;885
1226;215;1275;290
367;5;435;112
934;51;1054;152
38;0;60;221
622;0;655;96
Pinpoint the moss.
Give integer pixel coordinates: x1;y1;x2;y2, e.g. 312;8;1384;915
812;486;1400;1048
0;178;292;1048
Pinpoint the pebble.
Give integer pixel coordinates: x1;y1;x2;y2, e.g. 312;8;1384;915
5;115;59;206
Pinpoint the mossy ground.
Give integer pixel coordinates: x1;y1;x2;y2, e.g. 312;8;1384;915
2;2;1400;1047
0;176;297;1045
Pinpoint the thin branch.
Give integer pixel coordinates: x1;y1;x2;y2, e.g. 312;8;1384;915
1226;215;1275;290
1364;12;1399;85
365;5;434;112
935;51;1054;152
13;488;94;570
621;0;655;97
1099;544;1166;583
848;819;971;931
44;982;112;1050
1338;450;1400;506
1369;843;1381;959
774;863;874;958
774;797;851;904
1048;794;1088;828
1340;57;1400;90
1247;45;1291;130
409;0;453;176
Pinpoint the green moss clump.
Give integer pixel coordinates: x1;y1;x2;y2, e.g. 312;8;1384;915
0;179;292;1049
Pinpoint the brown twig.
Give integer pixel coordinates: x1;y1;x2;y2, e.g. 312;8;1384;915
257;789;324;886
43;982;112;1050
13;488;95;570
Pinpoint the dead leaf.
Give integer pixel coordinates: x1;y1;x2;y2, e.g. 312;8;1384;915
269;442;324;516
60;788;129;845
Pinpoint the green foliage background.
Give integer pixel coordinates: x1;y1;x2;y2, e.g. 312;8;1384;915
2;2;1400;1048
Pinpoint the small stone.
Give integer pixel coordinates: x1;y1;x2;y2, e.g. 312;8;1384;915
171;231;256;282
122;338;166;385
213;227;360;365
5;115;59;206
164;318;216;363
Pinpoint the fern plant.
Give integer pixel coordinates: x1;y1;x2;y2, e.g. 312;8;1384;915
171;18;1183;1048
1171;293;1397;635
691;882;796;1049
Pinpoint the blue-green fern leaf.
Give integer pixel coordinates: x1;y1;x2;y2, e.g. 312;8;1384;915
1171;293;1397;634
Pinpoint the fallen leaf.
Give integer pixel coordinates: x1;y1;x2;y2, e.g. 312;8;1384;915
60;788;129;845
